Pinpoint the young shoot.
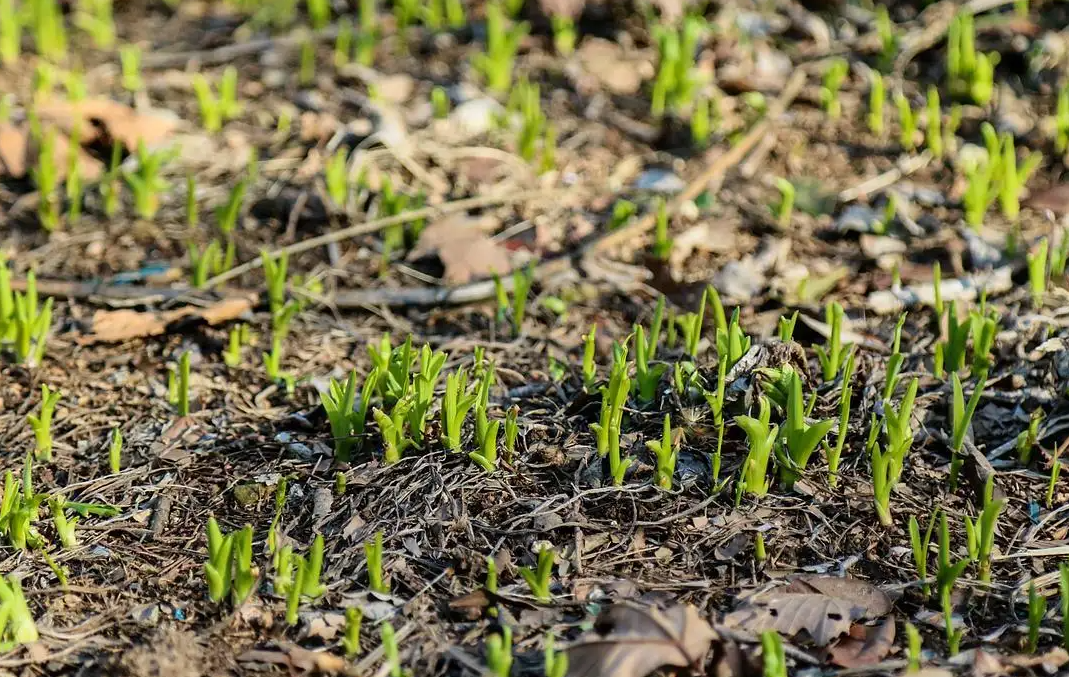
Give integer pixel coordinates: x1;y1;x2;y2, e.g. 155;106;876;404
677;291;706;359
472;1;528;94
777;311;798;342
816;301;852;382
926;86;942;159
469;417;501;473
28;384;61;462
123;140;173;220
735;397;778;497
1026;581;1044;652
373;400;411;464
936;512;968;654
321;368;372;463
192;66;242;132
895;91;916;150
761;631;787;677
364;530;389;594
820;58;848;119
963;475;1005;582
519;546;554;602
824;349;855;486
343;607;363;658
646;414;677;490
948;371;986;489
120;45;143;92
544;635;568;677
773;178;794;229
909;511;937;598
108;427;123;474
168;351;191;417
1028;237;1049;307
484;626;513;677
778;372;835;488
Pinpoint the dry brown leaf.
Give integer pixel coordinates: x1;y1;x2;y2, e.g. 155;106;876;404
575;38;652;96
0;123;103;181
827;616;896;668
83;296;253;343
0;123;28;178
35;98;178;152
566;602;718;677
238;644;347;673
538;0;584;18
408;215;511;284
725;576;891;646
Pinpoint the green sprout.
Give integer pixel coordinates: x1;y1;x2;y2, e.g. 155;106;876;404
509;264;534;337
778;372;835;488
773;178;795;229
28;384;61;462
754;531;766;563
306;0;329;28
609;199;636;230
407;344;446;446
550;14;575;55
469;416;501;473
368;333;414;405
895;91;916;151
1026;581;1044;652
29;0;67;60
824;349;855;487
193;66;242;132
204;517;235;603
286;556;305;625
299;38;315;86
1047;443;1062;509
926;86;942;159
906;622;922;671
650;16;706;117
634;325;666;404
472;1;528;94
6;270;54;366
364;530;389;594
816;301;852;381
0;575;39;650
262;250;289;317
0;454;45;550
1016;409;1043;465
717;309;750;375
381;622;403;677
1051;230;1069;278
0;0;19;65
168;351;191;417
485;626;513;677
441;369;477;453
947;10;998;105
321;368;374;463
820;58;848;119
581;325;597;392
66;124;84;224
948;371;986;489
1060;564;1069;651
968;307;997;378
1028;237;1049;307
33;128;61;232
373;400;411;464
777;311;798;342
652;199;672;260
334;17;352;67
1057;83;1069;154
108;427;123;474
325;147;349;209
590;347;629;457
120;44;143;92
868;72;885;136
431;86;450;119
936;512;968;654
875;5;897;72
100;140;123;217
222;323;250;368
645;414;677;490
998;132;1042;221
485;556;499;617
231;525;258;605
123;140;172;220
343;607;363;658
909;511;937;598
703;359;728;486
519;546;554;602
735;397;778;497
691;95;712;147
515;79;545;163
935;302;968;378
761;631;787;677
49;497;78;548
355;0;378;65
503;405;519;462
188;240;222;288
544;635;568;677
962;475;1005;582
677;291;706;358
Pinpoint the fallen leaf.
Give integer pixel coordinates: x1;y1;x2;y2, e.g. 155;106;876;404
538;0;584;18
35;98;179;152
151;416;202;463
0;123;103;181
724;575;891;646
1025;183;1069;215
408;215;511;284
566;602;718;677
238;644;346;673
83;296;253;343
827;616;896;668
0;123;28;177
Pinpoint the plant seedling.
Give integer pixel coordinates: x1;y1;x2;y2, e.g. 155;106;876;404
441;369;477;453
645;414;677;490
909;511;937;598
261;250;289;317
204;516;235;603
1057;83;1069;155
716;308;751;375
168;351;191;417
883;313;907;400
321;368;372;463
735;397;778;497
947;10;998;105
188;240;222;288
773;178;795;229
472;1;528;94
485;626;513;677
1016;409;1043;465
120;45;143;92
634;324;667;404
875;5;897;71
0;0;19;65
544;635;568;677
703;359;729;486
519;546;554;602
963;475;1005;582
343;607;363;658
49;497;78;548
677;291;706;359
906;622;922;671
824;349;855;486
1047;442;1063;509
650;16;706;117
895;92;916;150
355;0;378;65
123;140;173;220
590;353;629;459
193;66;242;132
1026;581;1044;652
778;372;835;487
325;147;349;209
373;400;411;464
0;575;39;649
999;132;1042;221
820;58;848;119
948;370;986;489
28;384;61;462
581;325;597;392
108;427;123;474
381;622;403;677
469;417;501;473
691;95;712;146
1028;237;1049;307
761;630;787;677
364;530;389;594
868;72;885;136
926;86;942;159
778;311;798;342
1060;564;1069;651
936;512;968;654
816;301;852;381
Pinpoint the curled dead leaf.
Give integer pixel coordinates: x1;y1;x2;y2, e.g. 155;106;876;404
566;602;718;677
827;616;896;668
0;123;103;181
35;98;179;152
408;215;511;284
238;644;346;673
724;575;891;647
83;296;253;343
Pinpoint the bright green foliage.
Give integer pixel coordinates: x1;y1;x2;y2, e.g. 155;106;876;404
543;635;568;677
193;67;242;132
895;92;916;150
485;626;513;677
936;512;968;654
431;86;450;119
299;39;315;85
261;249;290;317
936;302;969;378
717;308;751;374
2;268;52;367
65;123;84;224
503;405;519;461
368;333;414;405
1060;564;1069;650
735;397;778;497
355;0;378;65
48;497;78;548
1026;581;1044;652
634;325;666;404
222;323;250;368
703;359;728;486
646;414;677;490
515;79;545;163
947;11;997;105
0;575;39;651
777;311;798;342
824;349;855;487
306;0;329;28
333;17;353;67
0;455;45;550
609;199;636;230
408;345;446;445
473;1;528;94
441;369;478;452
1057;83;1069;154
998;132;1042;221
33;128;61;231
948;371;986;489
485;556;499;617
677;291;706;358
324;147;350;209
0;0;19;64
590;348;629;459
905;622;922;671
926;86;942;159
99;140;123;216
650;16;706;117
510;264;534;337
107;426;123;474
302;534;327;598
519;546;554;602
365;530;389;594
909;511;937;598
343;607;363;658
373;400;411;464
204;517;236;603
123;140;173;220
188;240;221;288
1028;237;1049;307
381;622;403;677
815;301;852;381
963;475;1005;582
691;95;712;146
28;384;61;462
882;376;919;483
286;556;306;625
773;178;794;228
875;5;897;71
230;525;257;604
868;72;885;136
321;368;374;462
1048;445;1062;509
551;14;575;55
967;306;998;376
754;531;766;562
120;45;143;91
581;325;597;392
820;58;848;119
168;351;191;417
778;372;835;487
469;417;501;473
1016;409;1043;465
761;631;787;677
652;200;672;260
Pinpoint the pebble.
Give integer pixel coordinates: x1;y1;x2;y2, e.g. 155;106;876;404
834;204;881;233
294;90;325;112
448;98;503;138
634;168;685;194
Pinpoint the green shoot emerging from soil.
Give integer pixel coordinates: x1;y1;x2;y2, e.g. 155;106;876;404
947;10;997;105
824;349;855;486
761;631;787;677
365;530;389;594
948;370;986;488
0;575;39;650
963;475;1005;583
544;635;568;677
123;140;172;220
484;626;512;677
343;607;363;658
108;427;123;474
473;2;528;94
910;511;937;598
1028;237;1049;307
168;351;191;417
321;369;373;463
926;86;942;159
1061;564;1069;651
735;397;777;497
820;58;848;119
1026;581;1043;652
646;414;677;490
28;384;60;462
906;622;922;671
816;301;851;382
868;72;885;136
519;546;554;602
193;66;242;132
774;178;794;229
778;372;835;488
937;512;968;654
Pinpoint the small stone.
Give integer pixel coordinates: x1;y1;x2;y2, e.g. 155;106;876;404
233;483;264;507
131;603;160;627
294;90;325;112
834;204;881;233
634;168;685;194
447;98;503;138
